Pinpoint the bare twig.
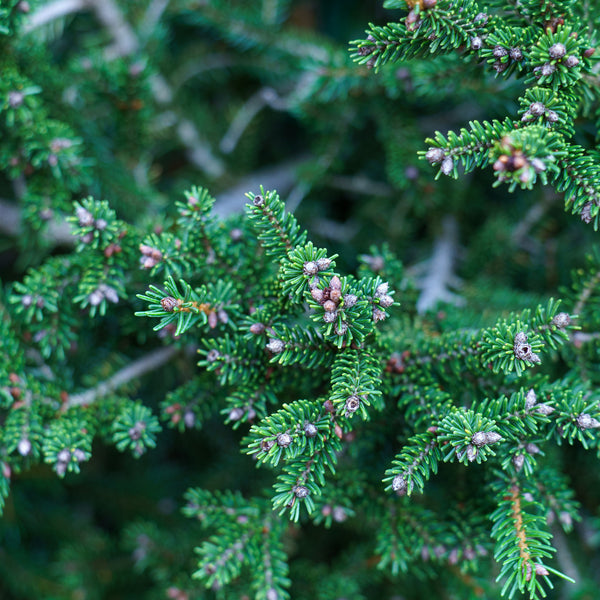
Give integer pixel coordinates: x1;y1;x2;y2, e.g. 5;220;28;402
326;174;394;198
25;0;225;177
90;0;139;58
23;0;87;32
65;346;178;409
214;156;309;217
140;0;170;39
220;88;287;154
0;198;74;245
415;215;465;314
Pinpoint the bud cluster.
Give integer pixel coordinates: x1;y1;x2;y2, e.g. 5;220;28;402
524;388;555;416
512;442;541;472
303;256;332;288
458;430;502;463
490;44;524;73
532;41;581;82
425;147;454;176
55;447;87;477
493;136;547;186
165;403;197;428
76;205;109;244
521;101;559;124
310;275;352;335
139;244;163;269
373;281;393;323
88;283;119;307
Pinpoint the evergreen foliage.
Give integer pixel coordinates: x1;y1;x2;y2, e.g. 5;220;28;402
2;0;600;599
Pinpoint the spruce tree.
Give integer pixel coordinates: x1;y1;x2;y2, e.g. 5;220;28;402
1;0;600;598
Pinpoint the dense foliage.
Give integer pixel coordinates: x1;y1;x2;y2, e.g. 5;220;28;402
2;0;600;598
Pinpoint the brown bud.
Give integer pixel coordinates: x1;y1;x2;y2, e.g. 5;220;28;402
329;287;342;303
323;300;337;312
161;296;179;312
392;474;407;493
345;395;361;414
334;423;343;439
303;261;319;276
551;312;571;328
276;432;292;447
466;444;478;462
249;323;265;335
293;485;309;498
310;288;324;303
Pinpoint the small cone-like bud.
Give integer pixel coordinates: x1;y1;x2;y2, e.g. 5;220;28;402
18;438;31;456
485;432;502;444
276;432;292;447
425;147;444;164
72;448;87;462
577;413;600;429
564;55;579;67
266;338;285;353
293;485;309;498
316;257;332;270
525;389;537;409
323;311;337;323
378;294;394;308
548;43;566;59
304;423;318;437
310;287;324;303
329;287;342;303
345;395;361;413
303;261;318;276
529;102;546;116
470;36;482;50
343;294;357;308
466;444;478;462
161;296;179;312
249;322;265;335
440;156;454;175
513;454;525;471
57;449;71;463
471;431;488;447
392;474;407;493
552;312;571;328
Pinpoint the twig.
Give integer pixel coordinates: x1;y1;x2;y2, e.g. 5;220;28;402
213;156;309;217
326;174;394;197
25;0;225;177
65;346;177;409
0;198;74;245
220;88;287;154
551;526;580;600
415;215;465;314
90;0;139;58
140;0;170;39
23;0;87;32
